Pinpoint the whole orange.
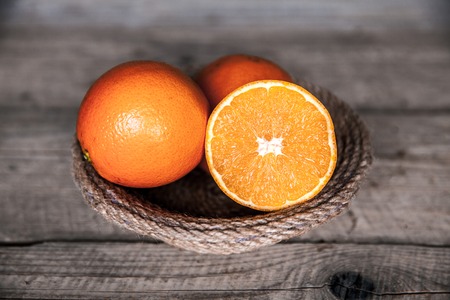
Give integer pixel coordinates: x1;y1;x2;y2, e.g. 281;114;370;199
195;54;293;109
76;61;209;188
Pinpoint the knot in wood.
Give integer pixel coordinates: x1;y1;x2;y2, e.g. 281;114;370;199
329;271;375;300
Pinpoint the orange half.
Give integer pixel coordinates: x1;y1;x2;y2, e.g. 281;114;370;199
205;80;337;211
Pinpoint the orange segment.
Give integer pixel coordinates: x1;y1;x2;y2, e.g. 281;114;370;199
205;80;337;211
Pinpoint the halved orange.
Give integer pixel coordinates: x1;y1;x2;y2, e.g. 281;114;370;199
205;80;337;211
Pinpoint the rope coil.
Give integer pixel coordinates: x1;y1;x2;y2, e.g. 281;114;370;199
72;81;373;255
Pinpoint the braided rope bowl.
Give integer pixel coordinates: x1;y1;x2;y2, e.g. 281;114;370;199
72;81;372;255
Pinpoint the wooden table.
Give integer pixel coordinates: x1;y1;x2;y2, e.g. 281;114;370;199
1;1;449;299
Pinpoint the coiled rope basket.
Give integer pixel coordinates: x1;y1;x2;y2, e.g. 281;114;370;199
72;80;372;255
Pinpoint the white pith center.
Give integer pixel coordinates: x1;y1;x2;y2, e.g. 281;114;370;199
256;137;283;156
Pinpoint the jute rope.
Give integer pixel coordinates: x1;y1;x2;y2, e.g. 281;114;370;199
71;81;372;255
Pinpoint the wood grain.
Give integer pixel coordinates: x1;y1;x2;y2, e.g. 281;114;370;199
0;242;448;299
1;1;449;298
0;27;449;110
3;0;449;30
0;107;449;246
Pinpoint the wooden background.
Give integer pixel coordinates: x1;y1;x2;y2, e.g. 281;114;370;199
0;0;449;299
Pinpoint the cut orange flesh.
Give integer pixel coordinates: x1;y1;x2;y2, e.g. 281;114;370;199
205;80;337;211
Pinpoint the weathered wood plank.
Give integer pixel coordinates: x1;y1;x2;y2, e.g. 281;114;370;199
0;107;449;245
3;0;449;30
0;27;449;110
1;107;449;165
2;158;449;246
0;242;448;299
365;112;450;165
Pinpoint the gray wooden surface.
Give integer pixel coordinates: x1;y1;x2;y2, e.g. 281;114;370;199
1;1;449;299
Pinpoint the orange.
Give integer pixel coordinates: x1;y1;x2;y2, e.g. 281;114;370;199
195;54;293;109
76;61;209;188
205;80;337;211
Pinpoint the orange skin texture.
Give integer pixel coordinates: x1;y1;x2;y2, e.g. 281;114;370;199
195;54;293;110
76;61;209;188
195;54;293;172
